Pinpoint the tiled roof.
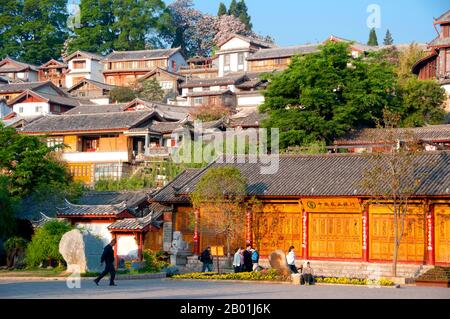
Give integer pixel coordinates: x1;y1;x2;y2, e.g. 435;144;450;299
175;152;450;197
334;125;450;145
217;34;275;50
229;111;267;128
68;78;119;92
181;74;246;88
186;89;233;97
429;37;450;47
21;110;157;133
65;103;127;115
0;81;50;94
103;48;181;61
123;99;191;121
57;199;128;216
78;190;151;208
64;50;104;62
435;10;450;24
152;168;204;203
0;57;39;71
149;121;190;134
32;91;82;107
108;202;170;231
247;44;320;61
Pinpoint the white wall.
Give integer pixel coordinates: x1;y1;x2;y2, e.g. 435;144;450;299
237;94;265;107
66;58;104;87
76;222;112;245
62;151;129;163
13;102;50;116
168;52;187;72
220;37;251;51
117;235;138;260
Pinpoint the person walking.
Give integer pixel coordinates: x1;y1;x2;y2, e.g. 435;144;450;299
286;246;298;274
94;238;117;286
200;246;214;272
232;247;242;273
243;244;253;272
251;248;259;271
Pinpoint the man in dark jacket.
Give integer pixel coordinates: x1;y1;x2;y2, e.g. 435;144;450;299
200;247;213;272
94;238;117;286
243;244;253;272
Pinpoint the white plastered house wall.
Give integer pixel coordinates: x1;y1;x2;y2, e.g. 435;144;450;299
218;37;252;77
66;58;104;88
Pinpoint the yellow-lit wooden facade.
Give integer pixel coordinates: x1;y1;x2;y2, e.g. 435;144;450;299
172;197;450;266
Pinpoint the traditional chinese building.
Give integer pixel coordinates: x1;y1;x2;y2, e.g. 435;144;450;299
0;57;39;82
152;152;450;276
412;10;450;114
67;78;119;105
178;56;219;79
38;59;68;88
64;50;104;88
102;48;187;87
334;125;450;153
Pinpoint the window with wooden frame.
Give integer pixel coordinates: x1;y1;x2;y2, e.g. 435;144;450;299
73;60;86;69
82;137;100;152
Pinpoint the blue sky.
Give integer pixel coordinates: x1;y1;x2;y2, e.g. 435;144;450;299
164;0;449;46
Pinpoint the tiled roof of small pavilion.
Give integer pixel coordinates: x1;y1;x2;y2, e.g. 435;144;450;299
108;202;170;231
173;152;450;198
56;199;128;217
334;125;450;146
429;36;450;47
435;9;450;24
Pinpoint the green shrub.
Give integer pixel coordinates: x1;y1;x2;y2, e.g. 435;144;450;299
4;237;28;251
141;250;169;273
25;220;73;268
315;276;394;286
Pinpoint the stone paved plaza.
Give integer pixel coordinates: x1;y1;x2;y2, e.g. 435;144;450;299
0;278;449;299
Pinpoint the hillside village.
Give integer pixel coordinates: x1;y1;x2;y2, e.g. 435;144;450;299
0;2;449;284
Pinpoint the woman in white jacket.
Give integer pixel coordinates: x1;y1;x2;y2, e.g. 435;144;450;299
286;246;298;274
232;247;243;273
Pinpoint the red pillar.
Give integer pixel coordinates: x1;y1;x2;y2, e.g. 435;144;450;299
362;204;369;262
194;209;200;256
138;232;143;261
426;204;435;265
302;210;308;260
246;209;253;246
113;234;119;269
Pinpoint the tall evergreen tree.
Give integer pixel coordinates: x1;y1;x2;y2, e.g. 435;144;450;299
228;0;239;16
0;0;69;65
217;2;227;16
113;0;171;51
68;0;115;55
367;28;379;46
383;29;394;45
236;0;252;30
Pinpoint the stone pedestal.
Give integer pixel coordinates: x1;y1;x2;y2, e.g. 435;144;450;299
169;231;191;266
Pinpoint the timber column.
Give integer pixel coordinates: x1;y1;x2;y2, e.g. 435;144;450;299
426;204;435;265
246;209;253;246
362;203;369;262
302;209;308;260
193;209;200;255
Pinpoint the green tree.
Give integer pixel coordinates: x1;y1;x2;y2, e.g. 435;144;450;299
218;2;227;16
113;0;172;51
260;42;398;148
191;167;248;262
68;0;116;55
0;124;71;198
110;86;137;102
236;0;252;30
228;0;239;16
397;43;426;79
138;78;165;102
0;176;16;240
383;29;394;45
0;0;69;65
367;28;379;46
25;220;73;268
397;78;446;127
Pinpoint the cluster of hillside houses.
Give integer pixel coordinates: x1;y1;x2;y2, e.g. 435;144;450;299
2;11;450;275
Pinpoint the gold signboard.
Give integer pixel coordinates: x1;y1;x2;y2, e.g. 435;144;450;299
301;198;361;213
210;246;224;256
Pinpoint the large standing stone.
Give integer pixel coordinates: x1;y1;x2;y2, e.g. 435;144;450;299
59;229;104;273
269;250;291;276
